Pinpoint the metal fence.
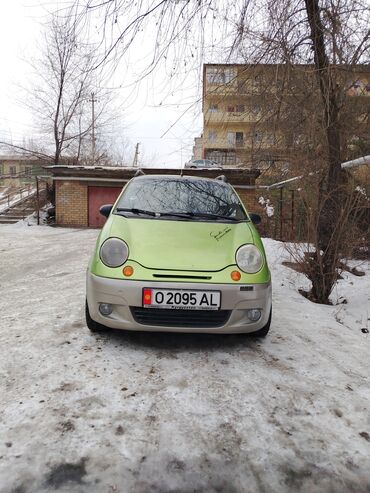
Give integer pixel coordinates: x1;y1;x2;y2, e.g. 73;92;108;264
255;187;307;242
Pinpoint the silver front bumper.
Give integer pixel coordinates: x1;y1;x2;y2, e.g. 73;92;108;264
86;272;272;334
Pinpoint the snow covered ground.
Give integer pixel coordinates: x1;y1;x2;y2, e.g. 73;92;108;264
0;225;369;493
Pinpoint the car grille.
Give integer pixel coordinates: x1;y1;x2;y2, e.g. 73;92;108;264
130;307;231;328
152;274;212;280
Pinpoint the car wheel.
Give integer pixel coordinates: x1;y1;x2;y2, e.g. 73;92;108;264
85;300;106;333
250;308;272;337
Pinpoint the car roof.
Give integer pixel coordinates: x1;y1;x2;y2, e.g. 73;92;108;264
130;174;230;187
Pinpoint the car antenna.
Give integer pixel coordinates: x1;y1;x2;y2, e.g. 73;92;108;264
215;175;227;182
134;169;145;177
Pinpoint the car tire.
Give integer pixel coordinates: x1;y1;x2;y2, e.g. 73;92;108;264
85;300;106;333
250;308;272;337
190;166;197;169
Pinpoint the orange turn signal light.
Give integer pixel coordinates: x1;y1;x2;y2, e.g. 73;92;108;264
123;265;134;277
231;270;241;281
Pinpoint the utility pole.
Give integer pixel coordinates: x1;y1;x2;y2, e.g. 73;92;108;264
132;143;140;167
89;92;97;164
35;176;40;225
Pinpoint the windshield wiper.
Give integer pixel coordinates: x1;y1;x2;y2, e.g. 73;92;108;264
116;208;241;221
116;207;157;217
157;211;194;219
188;212;240;221
161;211;240;221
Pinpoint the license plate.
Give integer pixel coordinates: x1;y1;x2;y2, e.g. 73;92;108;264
142;288;221;310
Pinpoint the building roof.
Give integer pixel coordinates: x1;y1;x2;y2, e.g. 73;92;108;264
45;165;260;185
0;155;46;162
203;62;370;70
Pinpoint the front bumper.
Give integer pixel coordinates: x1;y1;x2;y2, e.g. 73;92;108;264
86;272;272;334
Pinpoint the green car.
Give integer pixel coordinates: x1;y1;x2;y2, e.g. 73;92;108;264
86;174;272;336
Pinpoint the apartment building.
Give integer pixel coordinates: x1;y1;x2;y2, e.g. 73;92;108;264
202;63;370;169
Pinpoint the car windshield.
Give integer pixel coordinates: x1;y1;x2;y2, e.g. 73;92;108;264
115;177;247;221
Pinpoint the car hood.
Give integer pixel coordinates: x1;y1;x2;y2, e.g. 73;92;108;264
106;214;256;271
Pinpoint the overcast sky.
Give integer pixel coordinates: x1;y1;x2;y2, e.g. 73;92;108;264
0;1;205;168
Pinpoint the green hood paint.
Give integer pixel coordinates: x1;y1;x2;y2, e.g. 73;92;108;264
90;213;270;284
110;215;254;270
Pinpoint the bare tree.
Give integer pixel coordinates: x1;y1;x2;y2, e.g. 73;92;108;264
27;8;97;165
72;0;369;302
2;6;128;167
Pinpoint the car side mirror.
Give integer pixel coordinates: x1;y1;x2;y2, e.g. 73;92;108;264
250;213;261;225
99;204;113;218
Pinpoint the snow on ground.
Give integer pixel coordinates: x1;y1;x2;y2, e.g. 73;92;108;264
0;225;369;493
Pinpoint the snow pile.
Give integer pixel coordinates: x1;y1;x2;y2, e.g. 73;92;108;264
259;196;274;217
9;206;51;228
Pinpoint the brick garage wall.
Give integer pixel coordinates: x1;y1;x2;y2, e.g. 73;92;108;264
55;180;88;227
235;186;268;236
235;187;261;213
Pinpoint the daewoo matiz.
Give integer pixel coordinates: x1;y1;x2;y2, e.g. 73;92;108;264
86;174;272;336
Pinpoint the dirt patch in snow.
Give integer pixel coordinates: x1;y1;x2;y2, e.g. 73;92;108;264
44;458;88;489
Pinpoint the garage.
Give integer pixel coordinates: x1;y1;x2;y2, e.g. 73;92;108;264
49;166;260;228
88;186;123;228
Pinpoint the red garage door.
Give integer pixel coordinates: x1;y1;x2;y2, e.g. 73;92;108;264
88;186;123;228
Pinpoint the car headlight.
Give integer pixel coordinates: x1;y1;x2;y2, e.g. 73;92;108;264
236;244;263;273
100;238;129;267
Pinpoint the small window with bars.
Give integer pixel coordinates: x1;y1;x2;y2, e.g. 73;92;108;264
208;131;217;142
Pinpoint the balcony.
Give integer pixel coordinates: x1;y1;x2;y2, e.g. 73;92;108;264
205;82;238;96
204;111;258;124
204;137;284;151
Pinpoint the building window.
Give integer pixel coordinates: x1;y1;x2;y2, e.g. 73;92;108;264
227;105;235;113
227;132;236;145
253;132;263;144
24;166;32;176
209;104;218;112
266;133;276;145
224;68;236;83
236;132;244;147
9;166;16;175
227;132;244;146
207;67;224;84
208;131;217;142
206;66;236;85
235;105;245;113
252;104;261;115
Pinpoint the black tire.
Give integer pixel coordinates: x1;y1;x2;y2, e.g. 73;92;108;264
250;308;272;337
85;300;106;333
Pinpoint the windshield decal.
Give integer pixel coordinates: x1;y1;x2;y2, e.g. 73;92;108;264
210;226;232;241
